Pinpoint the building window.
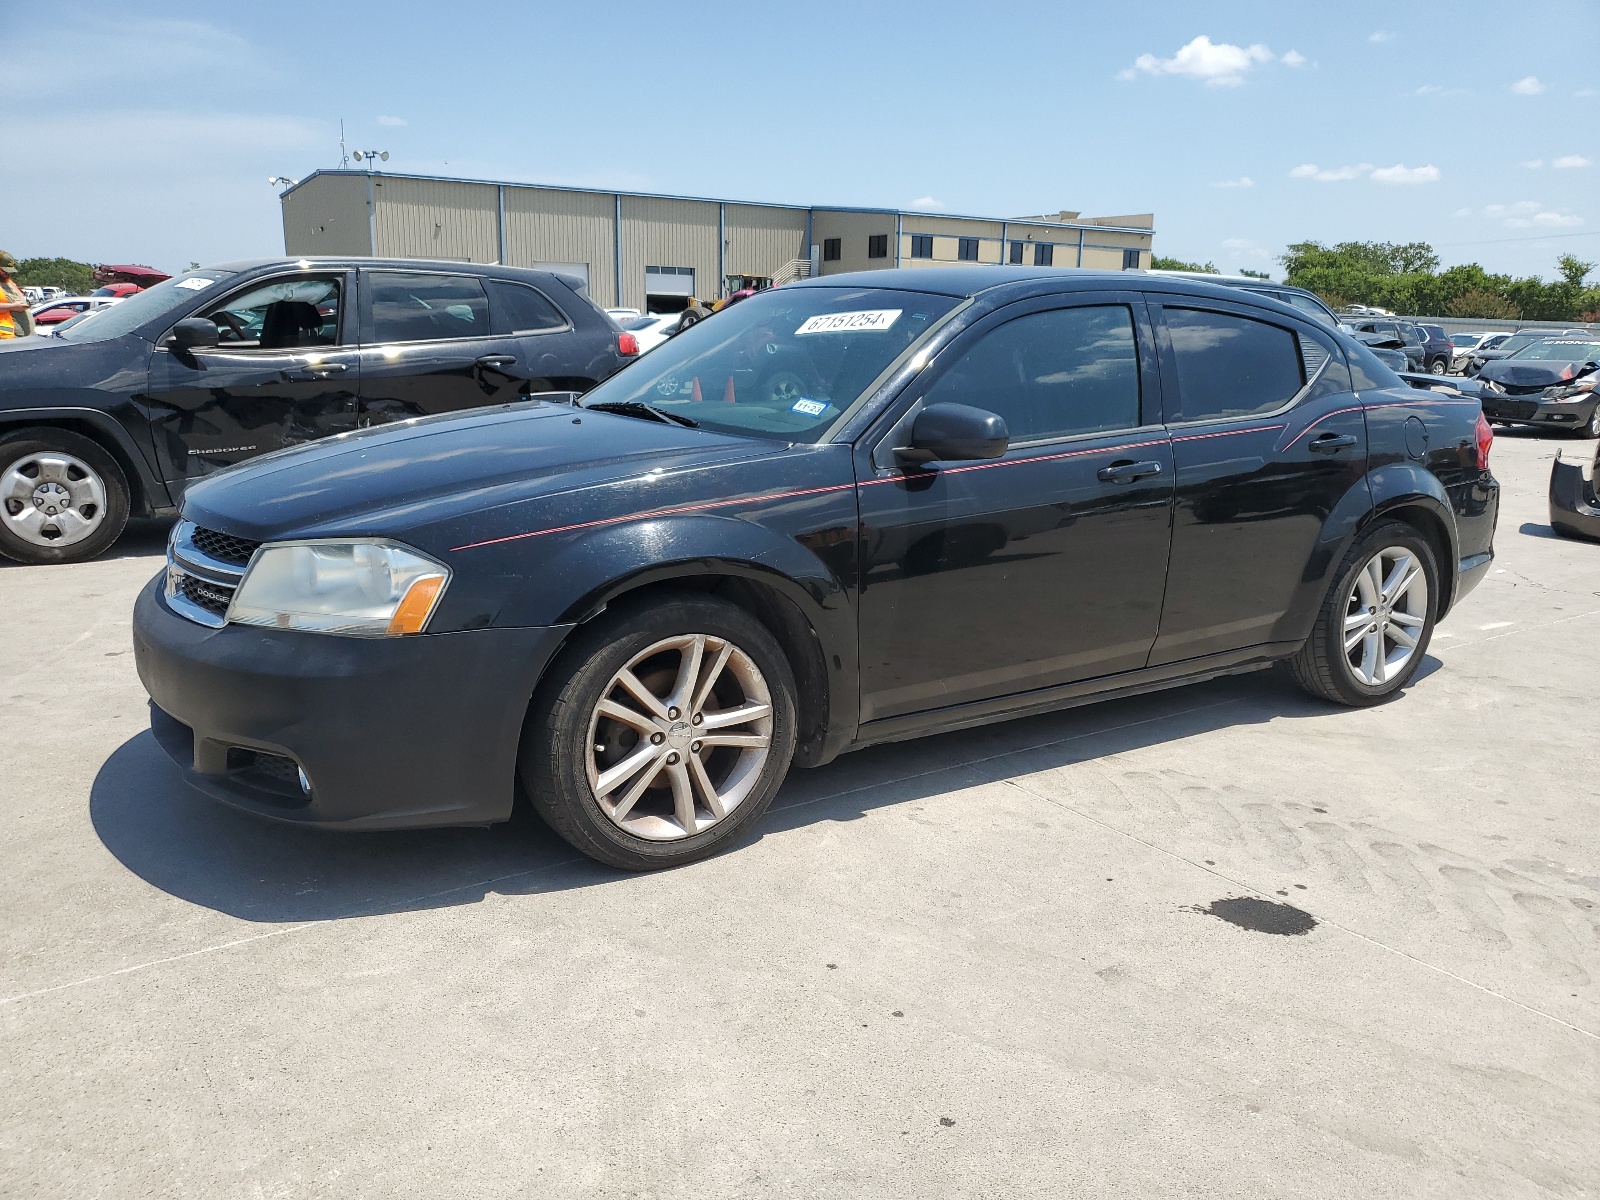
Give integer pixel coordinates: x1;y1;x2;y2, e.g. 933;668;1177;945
958;237;979;262
822;238;841;262
867;234;888;259
910;234;934;259
1034;243;1054;267
1123;249;1142;270
1009;241;1024;264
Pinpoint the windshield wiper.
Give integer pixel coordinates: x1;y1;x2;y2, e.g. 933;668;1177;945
584;400;699;428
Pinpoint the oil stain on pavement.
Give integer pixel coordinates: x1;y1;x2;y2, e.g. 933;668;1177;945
1189;896;1318;936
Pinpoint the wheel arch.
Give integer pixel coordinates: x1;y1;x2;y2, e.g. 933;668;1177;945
0;408;169;518
1361;464;1460;615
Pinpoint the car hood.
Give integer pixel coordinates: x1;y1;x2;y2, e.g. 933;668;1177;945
1477;360;1590;389
180;401;773;545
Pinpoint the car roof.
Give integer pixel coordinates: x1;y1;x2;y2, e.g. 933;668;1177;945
199;257;592;292
788;266;1322;308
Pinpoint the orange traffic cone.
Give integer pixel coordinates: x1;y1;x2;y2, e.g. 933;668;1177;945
690;377;702;402
723;376;736;404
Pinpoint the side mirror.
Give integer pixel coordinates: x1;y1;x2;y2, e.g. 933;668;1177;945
895;402;1009;466
170;317;219;351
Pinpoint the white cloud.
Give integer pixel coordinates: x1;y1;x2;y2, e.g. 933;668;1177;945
1521;159;1544;169
1553;154;1592;169
377;115;407;127
1415;85;1441;95
1290;163;1373;182
1211;176;1255;188
1222;238;1271;264
1369;31;1394;42
1370;163;1441;184
1485;201;1541;217
1577;88;1600;99
1526;211;1584;227
1511;75;1545;95
1124;35;1274;87
1453;208;1472;217
907;196;944;210
1280;50;1306;67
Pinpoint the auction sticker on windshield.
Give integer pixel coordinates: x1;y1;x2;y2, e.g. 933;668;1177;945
795;309;902;335
174;278;215;291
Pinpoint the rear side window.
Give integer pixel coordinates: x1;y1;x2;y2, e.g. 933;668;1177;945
1164;307;1305;422
368;272;490;343
921;305;1142;442
490;281;568;333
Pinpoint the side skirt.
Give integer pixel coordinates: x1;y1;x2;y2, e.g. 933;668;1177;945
849;641;1301;751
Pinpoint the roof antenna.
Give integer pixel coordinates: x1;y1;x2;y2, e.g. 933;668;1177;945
338;120;350;169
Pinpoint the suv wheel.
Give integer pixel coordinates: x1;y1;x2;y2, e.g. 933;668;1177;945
1427;356;1448;375
0;428;130;565
1290;520;1439;706
520;594;798;870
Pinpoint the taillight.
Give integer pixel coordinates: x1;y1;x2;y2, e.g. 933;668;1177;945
1474;412;1493;471
617;332;639;356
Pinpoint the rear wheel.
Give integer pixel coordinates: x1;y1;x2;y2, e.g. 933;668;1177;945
0;428;130;565
520;594;798;870
1290;520;1438;706
1428;356;1448;375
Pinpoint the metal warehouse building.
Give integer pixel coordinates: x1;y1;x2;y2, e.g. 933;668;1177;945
280;170;1155;313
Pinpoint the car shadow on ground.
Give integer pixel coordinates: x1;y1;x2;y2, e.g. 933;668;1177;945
90;665;1437;924
0;517;174;569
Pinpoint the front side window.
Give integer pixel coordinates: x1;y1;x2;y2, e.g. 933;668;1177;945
580;286;961;444
867;234;888;259
958;237;979;262
203;276;343;349
1164;307;1305;422
920;305;1141;442
368;271;490;343
822;238;842;262
490;280;567;333
1035;243;1054;267
910;235;934;259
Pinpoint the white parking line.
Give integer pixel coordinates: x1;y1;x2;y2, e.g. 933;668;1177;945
1477;621;1514;630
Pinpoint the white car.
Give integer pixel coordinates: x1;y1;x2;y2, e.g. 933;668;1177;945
617;311;681;353
28;295;121;335
605;307;642;322
1448;330;1510;371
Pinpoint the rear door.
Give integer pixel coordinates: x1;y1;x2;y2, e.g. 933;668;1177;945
1146;297;1368;665
357;269;525;426
145;270;360;485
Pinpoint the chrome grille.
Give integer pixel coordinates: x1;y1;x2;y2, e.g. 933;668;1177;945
178;572;233;617
189;526;260;566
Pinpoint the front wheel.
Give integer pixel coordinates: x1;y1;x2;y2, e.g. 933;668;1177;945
0;428;130;565
1577;405;1600;439
520;594;798;870
1290;521;1439;706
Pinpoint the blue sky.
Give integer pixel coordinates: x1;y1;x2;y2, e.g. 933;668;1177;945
4;1;1597;280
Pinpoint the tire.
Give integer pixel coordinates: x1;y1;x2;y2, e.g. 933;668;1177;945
678;307;705;330
1577;405;1600;439
520;593;798;870
1428;356;1448;375
1290;520;1439;707
0;427;130;565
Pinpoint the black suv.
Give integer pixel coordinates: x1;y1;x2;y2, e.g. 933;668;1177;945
0;258;632;565
134;268;1500;871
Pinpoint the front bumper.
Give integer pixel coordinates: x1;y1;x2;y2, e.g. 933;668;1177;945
1480;392;1598;430
1550;455;1600;542
132;575;572;829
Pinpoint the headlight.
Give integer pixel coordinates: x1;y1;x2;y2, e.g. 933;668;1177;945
1543;379;1597;402
227;539;450;637
1481;379;1504;393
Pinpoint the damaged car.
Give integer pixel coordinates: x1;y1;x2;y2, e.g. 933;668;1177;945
1476;335;1600;438
1550;442;1600;540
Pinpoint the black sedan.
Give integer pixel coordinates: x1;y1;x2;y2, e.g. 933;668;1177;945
133;268;1500;870
0;258;633;565
1477;335;1600;437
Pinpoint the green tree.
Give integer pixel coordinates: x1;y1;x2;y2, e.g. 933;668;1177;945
1447;289;1519;320
13;257;95;294
1151;256;1217;272
1238;269;1271;280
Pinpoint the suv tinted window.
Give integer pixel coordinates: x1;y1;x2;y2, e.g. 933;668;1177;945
922;306;1141;442
1165;307;1304;421
490;281;567;333
369;272;490;343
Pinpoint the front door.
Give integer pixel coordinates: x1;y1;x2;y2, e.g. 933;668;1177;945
357;269;526;427
145;272;360;486
855;296;1175;724
1146;298;1369;665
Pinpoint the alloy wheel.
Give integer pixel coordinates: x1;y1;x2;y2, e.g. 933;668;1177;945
586;633;774;841
1343;546;1429;686
0;451;107;548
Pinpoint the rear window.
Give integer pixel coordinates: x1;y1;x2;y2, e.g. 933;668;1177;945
1164;307;1305;421
369;271;490;342
489;281;568;333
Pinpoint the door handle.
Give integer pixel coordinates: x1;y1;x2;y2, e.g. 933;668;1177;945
285;363;347;381
1097;459;1164;484
1308;432;1359;453
475;354;518;370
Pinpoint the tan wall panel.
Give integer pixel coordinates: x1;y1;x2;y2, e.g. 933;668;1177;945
812;210;897;276
900;215;1004;240
371;177;498;263
1080;246;1132;271
503;186;616;305
724;204;808;280
281;174;371;256
619;197;720;310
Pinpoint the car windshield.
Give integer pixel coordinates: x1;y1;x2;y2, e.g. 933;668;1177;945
1495;333;1546;355
1508;338;1600;362
56;271;236;342
580;286;964;443
1450;333;1481;347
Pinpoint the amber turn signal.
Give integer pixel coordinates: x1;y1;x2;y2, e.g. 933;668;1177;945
386;574;447;635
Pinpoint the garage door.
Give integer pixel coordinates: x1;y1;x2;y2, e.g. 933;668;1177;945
644;266;695;297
